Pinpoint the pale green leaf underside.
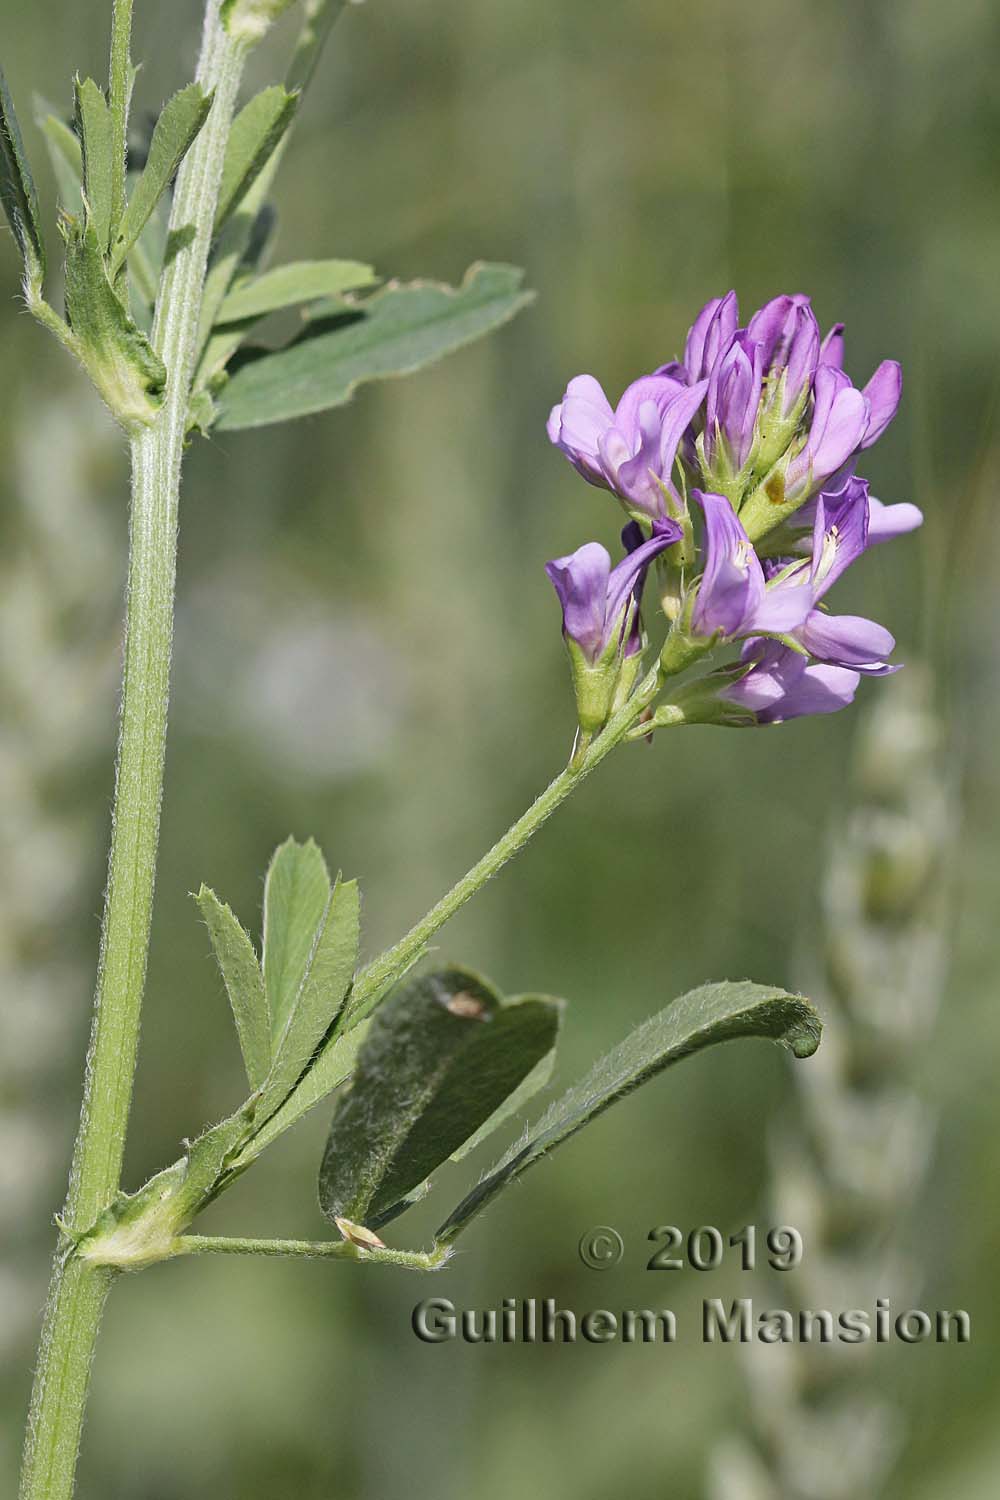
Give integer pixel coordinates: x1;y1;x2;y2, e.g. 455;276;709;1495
35;101;83;212
262;836;331;1042
318;967;560;1228
258;876;360;1121
216;262;535;430
436;980;821;1242
214;84;296;232
216;258;377;323
112;83;211;273
196;885;269;1090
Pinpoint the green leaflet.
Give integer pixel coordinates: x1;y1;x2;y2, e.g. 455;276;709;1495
216;259;377;323
318;968;562;1229
34;100;83;212
214;85;296;232
261;836;332;1041
74;77;114;250
0;67;45;285
257;876;360;1122
111;83;212;273
62;217;165;428
215;262;535;430
228;1019;369;1172
436;980;822;1243
196;886;270;1091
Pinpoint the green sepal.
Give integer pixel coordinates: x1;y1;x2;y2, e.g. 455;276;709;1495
74;77;114;251
436;980;821;1243
214;85;297;232
0;66;46;288
111;83;212;274
62;215;166;428
318;967;562;1229
195;884;270;1090
216;262;535;430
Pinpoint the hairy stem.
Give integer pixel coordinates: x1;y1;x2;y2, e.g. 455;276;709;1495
178;1234;450;1270
108;0;133;234
19;8;248;1498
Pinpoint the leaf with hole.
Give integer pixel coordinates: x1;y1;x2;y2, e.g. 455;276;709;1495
435;980;821;1243
215;262;534;430
0;67;45;285
111;83;212;273
318;967;562;1229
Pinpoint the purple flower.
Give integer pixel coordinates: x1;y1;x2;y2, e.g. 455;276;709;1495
547;373;708;521
721;639;861;724
747;294;821;416
797;477;922;547
785;365;871;502
546;523;680;666
704;334;763;472
669;291;741;385
690;491;813;641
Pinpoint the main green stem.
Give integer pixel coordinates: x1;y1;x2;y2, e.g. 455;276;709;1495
19;10;247;1499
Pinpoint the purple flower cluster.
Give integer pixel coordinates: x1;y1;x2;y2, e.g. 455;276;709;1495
545;291;922;728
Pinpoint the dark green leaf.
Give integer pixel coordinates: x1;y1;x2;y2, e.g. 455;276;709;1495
216;259;376;323
196;885;270;1090
258;876;360;1121
215;85;296;232
74;77;113;250
261;836;331;1040
436;980;821;1243
216;262;535;430
62;216;165;427
318;967;562;1228
0;67;45;285
111;84;212;273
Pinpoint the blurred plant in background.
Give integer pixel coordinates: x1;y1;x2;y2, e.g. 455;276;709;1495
709;669;957;1500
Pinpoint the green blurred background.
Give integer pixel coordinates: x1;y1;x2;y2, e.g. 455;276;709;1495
1;0;997;1495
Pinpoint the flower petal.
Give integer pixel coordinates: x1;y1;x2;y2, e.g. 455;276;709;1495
545;542;612;662
799;610;895;670
860;360;902;448
867;496;924;542
691;490;765;638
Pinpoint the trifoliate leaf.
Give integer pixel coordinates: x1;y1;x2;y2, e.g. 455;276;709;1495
318;967;562;1229
0;67;45;286
436;980;821;1243
214;85;296;232
196;885;270;1091
216;262;535;430
111;83;212;273
216;259;376;323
